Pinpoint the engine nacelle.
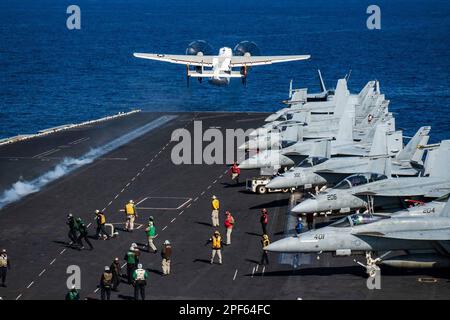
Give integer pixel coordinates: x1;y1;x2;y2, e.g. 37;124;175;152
186;40;213;56
233;41;260;56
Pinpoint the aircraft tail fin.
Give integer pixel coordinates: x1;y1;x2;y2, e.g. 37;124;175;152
335;110;354;145
411;135;430;164
309;139;331;158
438;198;450;218
368;124;388;156
318;70;326;93
367;156;391;176
333;79;350;117
429;140;450;180
395;126;431;162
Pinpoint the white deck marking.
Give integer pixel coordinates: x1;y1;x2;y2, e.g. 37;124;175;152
15;294;23;300
87;223;92;228
32;148;60;158
50;259;56;265
251;267;255;278
38;269;46;277
26;281;34;289
179;210;184;216
213;179;217;184
262;266;265;276
162;226;168;231
194;197;199;202
60;249;66;255
201;191;205;196
171;218;176;223
126;183;131;187
114;194;119;199
207;185;212;189
233;269;238;281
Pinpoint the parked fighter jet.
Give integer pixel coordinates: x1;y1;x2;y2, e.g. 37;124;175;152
266;126;430;190
291;140;450;214
265;197;450;274
238;111;399;170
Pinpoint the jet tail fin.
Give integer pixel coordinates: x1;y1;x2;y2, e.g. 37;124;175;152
438;198;450;218
367;156;391;176
309;139;331;158
335;110;354;145
428;140;450;180
318;69;326;93
395;126;431;162
368;124;388;156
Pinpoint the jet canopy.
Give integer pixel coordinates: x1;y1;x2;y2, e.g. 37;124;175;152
296;157;328;168
330;213;390;228
333;173;387;190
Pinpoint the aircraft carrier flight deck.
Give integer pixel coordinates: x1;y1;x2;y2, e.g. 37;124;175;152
0;111;449;300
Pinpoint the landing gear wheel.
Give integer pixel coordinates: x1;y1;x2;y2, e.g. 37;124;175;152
256;185;267;194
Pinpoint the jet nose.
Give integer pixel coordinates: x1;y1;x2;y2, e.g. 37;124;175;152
238;159;254;170
266;176;291;189
292;198;319;213
264;236;299;253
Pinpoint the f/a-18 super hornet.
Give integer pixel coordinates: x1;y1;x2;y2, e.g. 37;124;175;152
242;79;386;150
265;196;450;276
134;40;309;86
266;126;430;190
238;108;399;170
291;140;450;214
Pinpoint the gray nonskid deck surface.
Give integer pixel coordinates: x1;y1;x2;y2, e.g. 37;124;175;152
0;112;449;300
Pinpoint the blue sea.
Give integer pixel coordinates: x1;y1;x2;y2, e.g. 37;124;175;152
0;0;449;142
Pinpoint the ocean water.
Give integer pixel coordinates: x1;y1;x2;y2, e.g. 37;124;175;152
0;0;449;142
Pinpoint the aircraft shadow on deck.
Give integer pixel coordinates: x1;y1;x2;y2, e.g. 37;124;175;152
245;265;450;279
221;182;246;188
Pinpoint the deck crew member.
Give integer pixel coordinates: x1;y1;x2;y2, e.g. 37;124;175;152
0;249;11;287
76;217;94;250
211;195;220;227
132;264;149;300
260;234;270;265
65;285;80;300
124;246;139;284
67;214;79;246
125;200;137;232
207;231;223;264
295;217;303;236
230;162;241;184
306;212;315;230
100;266;113;300
110;257;121;291
145;221;157;253
161;240;172;275
224;210;235;245
260;209;269;235
95;210;109;240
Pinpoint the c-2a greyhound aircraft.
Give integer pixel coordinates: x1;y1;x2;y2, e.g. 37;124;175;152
133;40;310;86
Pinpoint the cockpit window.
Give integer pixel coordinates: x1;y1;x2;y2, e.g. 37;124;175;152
330;216;351;228
334;179;352;189
311;157;328;166
295;157;328;168
334;174;371;189
281;140;296;148
286;114;293;120
331;213;390;228
369;173;387;182
349;213;390;226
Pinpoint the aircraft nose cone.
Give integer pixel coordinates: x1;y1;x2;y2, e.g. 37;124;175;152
238;159;254;170
266;176;291;189
292;198;318;213
264;237;299;253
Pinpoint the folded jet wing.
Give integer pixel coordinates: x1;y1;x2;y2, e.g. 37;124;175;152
354;229;450;241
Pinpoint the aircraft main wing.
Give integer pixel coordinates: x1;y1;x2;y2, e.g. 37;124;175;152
354;229;450;241
133;53;214;67
229;55;310;67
